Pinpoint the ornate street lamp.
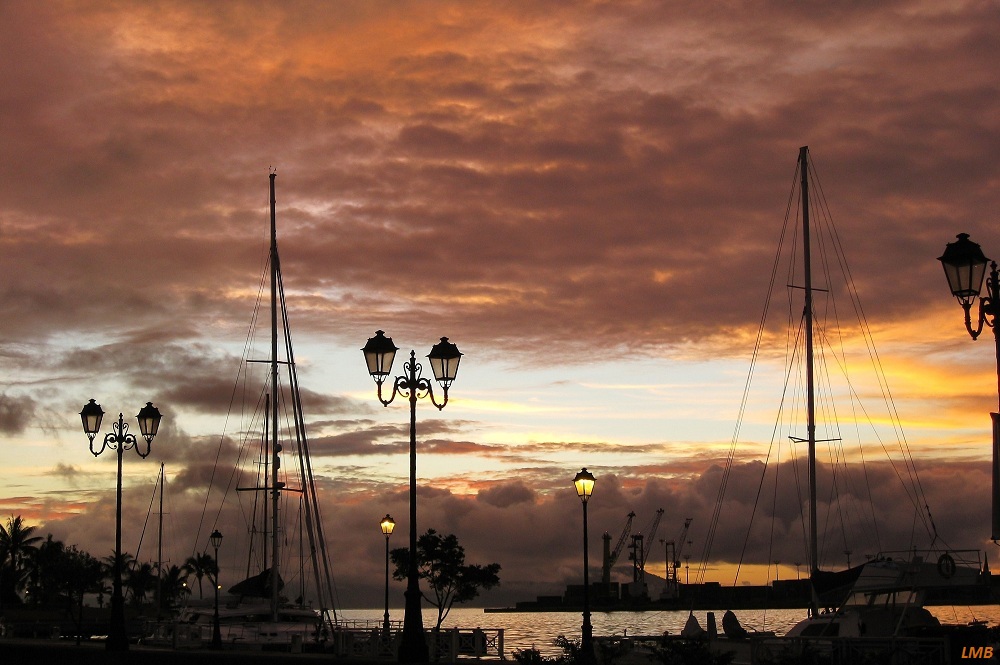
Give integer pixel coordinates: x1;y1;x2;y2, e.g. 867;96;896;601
381;514;396;636
210;529;223;649
362;331;462;663
573;468;596;663
80;399;162;652
939;233;1000;541
939;233;996;340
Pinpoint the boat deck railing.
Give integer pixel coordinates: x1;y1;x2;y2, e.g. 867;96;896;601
335;625;505;660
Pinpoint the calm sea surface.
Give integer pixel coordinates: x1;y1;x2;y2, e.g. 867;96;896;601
336;606;1000;657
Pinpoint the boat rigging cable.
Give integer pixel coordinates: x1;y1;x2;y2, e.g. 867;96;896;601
191;254;270;559
696;148;945;598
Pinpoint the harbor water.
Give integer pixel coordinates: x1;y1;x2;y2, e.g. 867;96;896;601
336;605;1000;657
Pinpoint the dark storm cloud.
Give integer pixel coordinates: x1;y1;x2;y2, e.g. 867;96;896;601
0;1;994;363
0;393;37;434
309;426;409;457
477;480;537;508
423;439;501;455
46;463;83;481
358;456;988;596
50;340;356;421
306;418;481;457
28;437;996;608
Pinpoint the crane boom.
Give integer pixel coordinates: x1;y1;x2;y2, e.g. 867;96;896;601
641;508;665;563
658;518;693;600
602;511;635;587
608;511;634;568
674;518;693;571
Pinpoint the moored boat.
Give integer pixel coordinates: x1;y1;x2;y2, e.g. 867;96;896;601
633;148;1000;664
144;173;339;651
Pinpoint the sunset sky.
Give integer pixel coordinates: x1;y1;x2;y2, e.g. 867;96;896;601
2;1;999;609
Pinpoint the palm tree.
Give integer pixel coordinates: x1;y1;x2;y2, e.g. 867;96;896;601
103;550;135;572
161;564;191;608
182;553;217;600
126;561;157;607
0;515;42;607
26;534;66;605
101;550;134;611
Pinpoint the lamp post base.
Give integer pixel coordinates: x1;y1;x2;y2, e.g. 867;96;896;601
398;587;428;663
106;595;129;652
581;615;595;664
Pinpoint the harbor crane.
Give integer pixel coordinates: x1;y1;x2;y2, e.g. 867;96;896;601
601;511;634;586
628;508;664;583
659;517;693;600
666;518;693;583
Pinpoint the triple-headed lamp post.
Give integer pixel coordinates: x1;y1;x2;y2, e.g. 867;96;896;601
381;514;396;636
210;529;223;649
80;399;162;652
938;233;1000;541
573;468;596;663
362;330;462;663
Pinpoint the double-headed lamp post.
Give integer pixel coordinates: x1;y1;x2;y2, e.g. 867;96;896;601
80;399;162;652
381;514;396;635
573;468;596;663
938;233;1000;541
362;330;462;663
210;529;223;649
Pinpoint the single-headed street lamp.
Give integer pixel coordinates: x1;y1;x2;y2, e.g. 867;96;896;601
363;330;462;663
210;529;223;649
80;399;162;652
381;514;396;636
573;468;596;663
939;233;1000;541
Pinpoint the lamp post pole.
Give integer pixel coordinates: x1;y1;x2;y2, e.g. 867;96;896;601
573;468;596;664
381;514;396;636
80;399;162;652
210;529;223;649
938;234;1000;541
363;331;462;663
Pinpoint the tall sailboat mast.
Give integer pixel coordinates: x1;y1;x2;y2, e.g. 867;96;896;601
222;174;340;637
800;146;819;576
156;462;164;619
269;172;281;621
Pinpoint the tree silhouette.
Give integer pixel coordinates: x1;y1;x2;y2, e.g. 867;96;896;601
25;534;66;605
390;529;501;631
0;521;106;644
104;550;135;573
183;552;217;600
46;546;104;645
0;515;43;607
126;561;157;607
160;564;191;608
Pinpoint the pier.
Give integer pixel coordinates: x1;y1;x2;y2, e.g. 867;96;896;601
0;621;505;662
